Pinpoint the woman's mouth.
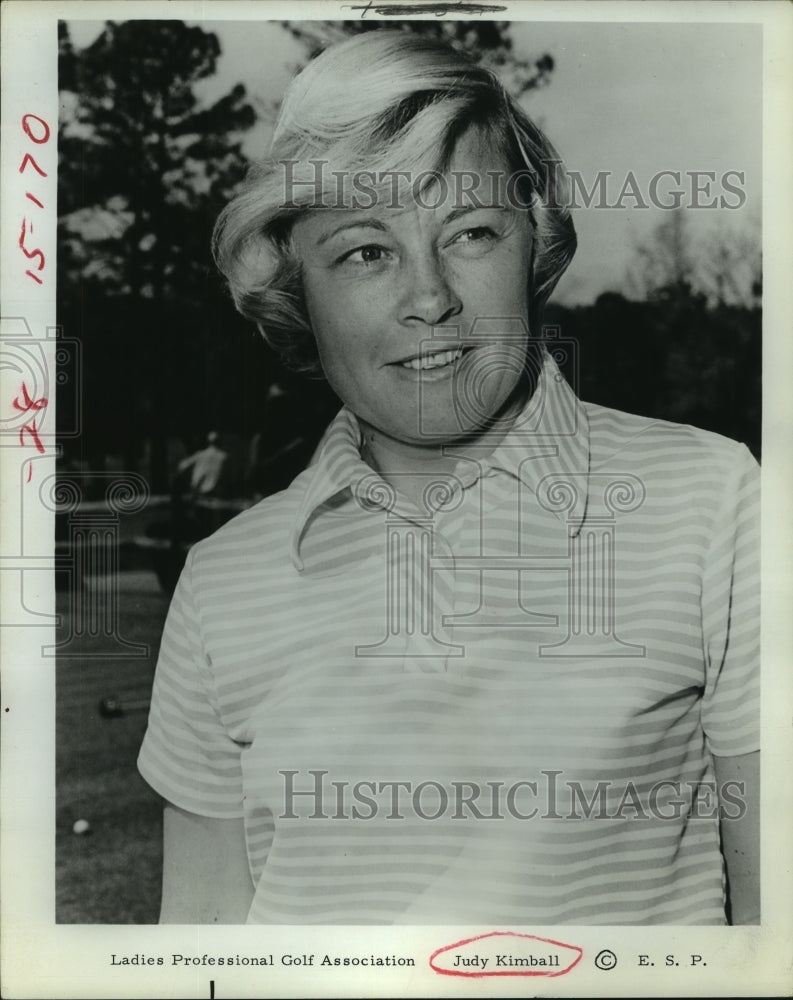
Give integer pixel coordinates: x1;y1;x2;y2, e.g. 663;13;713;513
399;347;466;371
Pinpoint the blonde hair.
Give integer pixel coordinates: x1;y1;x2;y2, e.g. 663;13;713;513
213;30;576;375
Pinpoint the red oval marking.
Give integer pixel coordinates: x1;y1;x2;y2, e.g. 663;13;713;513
430;931;583;978
22;113;51;144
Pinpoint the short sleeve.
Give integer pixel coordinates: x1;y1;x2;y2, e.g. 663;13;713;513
700;442;760;756
137;550;246;818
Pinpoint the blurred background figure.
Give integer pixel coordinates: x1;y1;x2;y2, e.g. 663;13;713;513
163;432;234;578
177;431;230;499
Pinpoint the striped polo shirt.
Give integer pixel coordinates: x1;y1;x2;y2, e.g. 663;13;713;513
138;352;760;925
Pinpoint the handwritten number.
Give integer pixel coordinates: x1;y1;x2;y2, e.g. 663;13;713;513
19;116;49;287
19;220;45;270
19;420;46;454
14;384;47;456
19;152;47;178
22;114;50;144
13;382;48;412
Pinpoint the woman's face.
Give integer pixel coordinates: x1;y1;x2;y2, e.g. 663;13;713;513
291;127;533;450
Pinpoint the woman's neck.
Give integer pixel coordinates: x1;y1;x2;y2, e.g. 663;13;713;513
358;377;533;510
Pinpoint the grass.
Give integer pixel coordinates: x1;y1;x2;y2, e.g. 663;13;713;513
56;567;171;923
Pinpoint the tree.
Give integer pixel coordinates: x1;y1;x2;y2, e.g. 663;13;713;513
696;214;762;308
546;288;761;459
628;207;761;309
619;205;761;456
283;19;555;97
57;21;258;488
629;208;692;296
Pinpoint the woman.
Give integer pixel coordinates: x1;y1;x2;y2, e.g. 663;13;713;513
138;30;759;925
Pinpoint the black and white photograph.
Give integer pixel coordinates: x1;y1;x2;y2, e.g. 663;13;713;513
1;1;792;997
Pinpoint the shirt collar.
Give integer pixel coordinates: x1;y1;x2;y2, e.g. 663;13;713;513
289;406;371;570
289;351;591;570
477;350;591;530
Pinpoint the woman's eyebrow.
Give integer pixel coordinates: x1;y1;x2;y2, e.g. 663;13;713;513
316;218;389;246
441;204;507;225
312;203;509;248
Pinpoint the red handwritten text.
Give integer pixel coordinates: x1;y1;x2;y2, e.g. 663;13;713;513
14;382;48;457
18;114;51;285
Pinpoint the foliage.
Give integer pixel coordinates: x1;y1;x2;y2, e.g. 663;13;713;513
57;21;264;486
546;284;761;459
615;207;761;457
58;20;257;302
628;207;762;309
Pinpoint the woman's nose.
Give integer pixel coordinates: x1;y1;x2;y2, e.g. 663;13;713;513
399;253;462;327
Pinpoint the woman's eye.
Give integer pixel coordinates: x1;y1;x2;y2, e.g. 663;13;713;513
341;245;385;264
456;226;497;244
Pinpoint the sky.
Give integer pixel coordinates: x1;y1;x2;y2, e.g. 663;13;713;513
66;17;762;305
